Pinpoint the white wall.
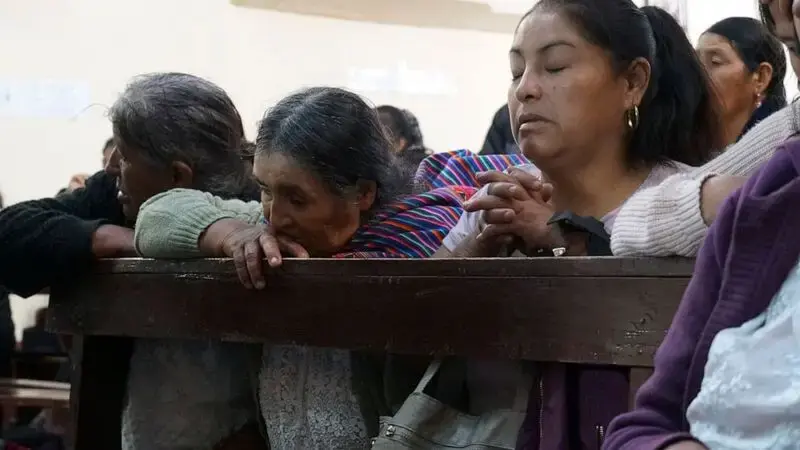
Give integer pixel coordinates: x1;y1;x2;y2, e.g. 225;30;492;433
0;0;513;205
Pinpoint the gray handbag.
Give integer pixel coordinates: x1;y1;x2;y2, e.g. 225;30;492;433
371;358;531;449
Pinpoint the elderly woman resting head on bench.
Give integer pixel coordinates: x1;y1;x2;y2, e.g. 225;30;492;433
133;86;471;449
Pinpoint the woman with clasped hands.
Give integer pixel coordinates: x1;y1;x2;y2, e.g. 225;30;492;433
605;2;800;449
433;1;728;448
604;139;800;450
434;3;724;263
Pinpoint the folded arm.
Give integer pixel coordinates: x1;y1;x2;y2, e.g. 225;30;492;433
134;188;263;258
611;103;798;257
0;171;125;297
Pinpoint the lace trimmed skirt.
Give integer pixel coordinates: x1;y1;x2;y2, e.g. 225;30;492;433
259;344;370;450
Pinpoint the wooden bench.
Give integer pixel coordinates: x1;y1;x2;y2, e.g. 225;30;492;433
48;257;694;450
12;352;68;382
0;378;70;431
0;378;70;392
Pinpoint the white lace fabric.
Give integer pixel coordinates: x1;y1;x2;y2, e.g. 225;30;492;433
687;260;800;449
258;344;370;449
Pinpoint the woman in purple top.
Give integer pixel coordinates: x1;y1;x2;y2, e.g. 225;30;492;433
603;138;800;450
604;1;800;449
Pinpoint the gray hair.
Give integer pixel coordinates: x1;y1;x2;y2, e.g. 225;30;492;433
258;87;408;215
110;72;253;198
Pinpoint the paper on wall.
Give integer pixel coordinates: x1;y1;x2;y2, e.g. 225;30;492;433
0;78;91;119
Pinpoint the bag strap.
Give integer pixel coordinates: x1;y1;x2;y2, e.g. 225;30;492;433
413;359;443;393
415;358;532;413
247;345;269;443
511;362;535;412
547;211;612;256
511;377;530;412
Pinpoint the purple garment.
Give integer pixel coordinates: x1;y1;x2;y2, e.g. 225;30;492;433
516;361;630;450
602;137;800;450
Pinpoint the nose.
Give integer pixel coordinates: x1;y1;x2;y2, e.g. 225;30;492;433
104;147;121;176
513;70;543;104
268;200;294;230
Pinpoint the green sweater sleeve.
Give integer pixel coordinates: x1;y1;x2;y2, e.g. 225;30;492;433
134;188;263;258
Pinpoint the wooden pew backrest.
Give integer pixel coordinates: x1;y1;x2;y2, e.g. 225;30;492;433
47;257;693;450
49;257;692;365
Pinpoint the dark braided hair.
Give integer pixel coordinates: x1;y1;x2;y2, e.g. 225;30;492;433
376;105;425;151
519;1;725;166
705;17;787;136
257;87;409;217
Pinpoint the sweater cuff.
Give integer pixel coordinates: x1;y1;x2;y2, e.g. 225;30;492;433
134;192;241;258
611;172;716;257
76;218;110;260
162;206;237;256
663;172;716;256
82;218;110;233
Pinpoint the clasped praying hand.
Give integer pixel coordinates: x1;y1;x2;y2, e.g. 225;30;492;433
464;168;562;255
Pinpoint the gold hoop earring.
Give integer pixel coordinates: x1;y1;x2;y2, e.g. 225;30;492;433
626;105;640;131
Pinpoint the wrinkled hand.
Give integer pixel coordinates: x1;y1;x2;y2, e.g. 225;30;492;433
464;168;558;254
202;219;309;289
91;224;136;258
509;168;554;204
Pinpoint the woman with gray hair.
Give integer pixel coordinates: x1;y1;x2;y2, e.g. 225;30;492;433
109;73;262;450
0;72;261;449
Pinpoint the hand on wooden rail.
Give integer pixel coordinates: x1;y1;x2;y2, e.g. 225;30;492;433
201;219;309;289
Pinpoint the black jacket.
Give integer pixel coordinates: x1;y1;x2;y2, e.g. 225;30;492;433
0;171;124;298
0;170;260;298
